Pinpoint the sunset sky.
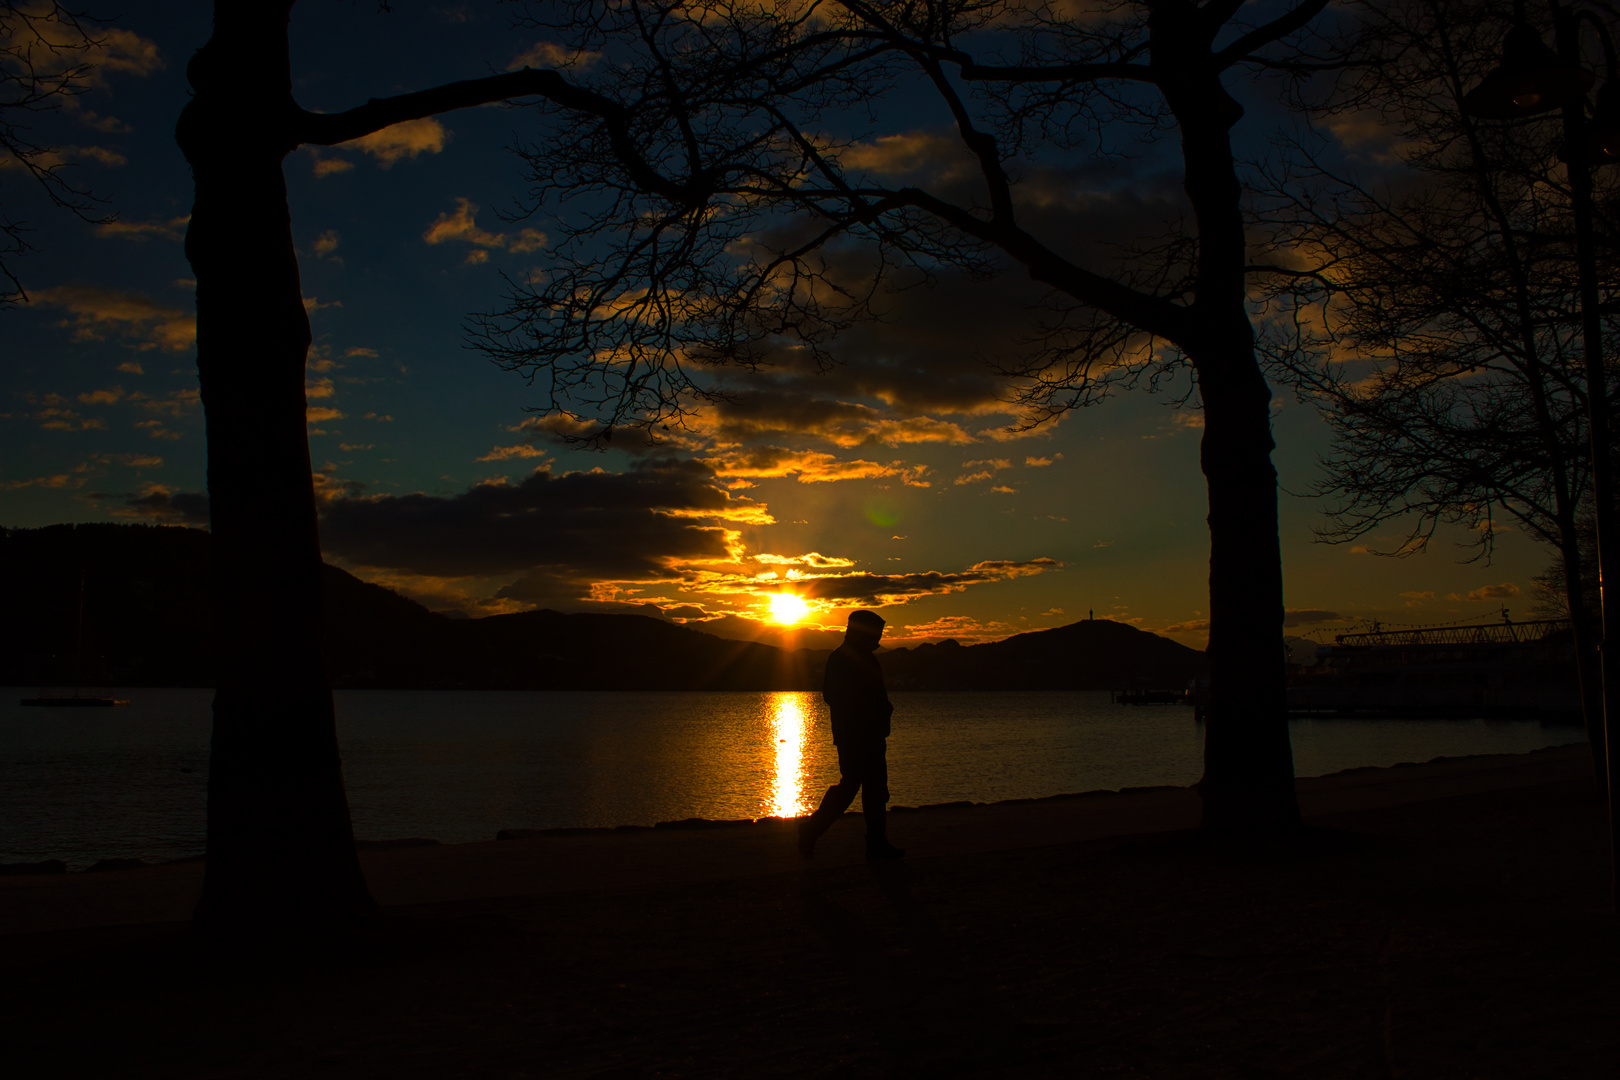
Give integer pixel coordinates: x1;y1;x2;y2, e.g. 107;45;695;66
1;2;1551;649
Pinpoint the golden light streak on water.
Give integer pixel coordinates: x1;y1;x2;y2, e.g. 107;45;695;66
769;692;813;818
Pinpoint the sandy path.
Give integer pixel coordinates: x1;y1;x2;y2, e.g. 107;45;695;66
0;743;1614;1078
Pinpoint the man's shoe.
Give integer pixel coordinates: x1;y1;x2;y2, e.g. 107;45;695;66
865;841;905;860
796;819;816;860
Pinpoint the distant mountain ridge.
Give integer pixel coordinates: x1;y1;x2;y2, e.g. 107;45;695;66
1;523;1206;691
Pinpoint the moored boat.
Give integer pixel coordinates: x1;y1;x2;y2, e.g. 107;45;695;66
18;571;131;708
19;694;129;707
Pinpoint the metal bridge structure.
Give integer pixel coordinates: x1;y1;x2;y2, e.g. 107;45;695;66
1333;618;1572;648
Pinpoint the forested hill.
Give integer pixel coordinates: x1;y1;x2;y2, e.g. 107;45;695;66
881;619;1208;691
1;524;1205;691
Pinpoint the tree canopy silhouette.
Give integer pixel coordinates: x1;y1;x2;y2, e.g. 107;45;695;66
476;0;1348;831
1257;0;1620;775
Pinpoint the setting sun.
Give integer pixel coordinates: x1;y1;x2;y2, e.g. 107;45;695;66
768;592;810;625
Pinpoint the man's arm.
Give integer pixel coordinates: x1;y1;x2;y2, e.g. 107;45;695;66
823;647;856;709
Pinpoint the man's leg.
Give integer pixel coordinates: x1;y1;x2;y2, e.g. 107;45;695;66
859;740;903;859
798;741;862;858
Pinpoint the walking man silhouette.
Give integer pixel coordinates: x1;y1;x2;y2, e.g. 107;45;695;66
797;609;905;860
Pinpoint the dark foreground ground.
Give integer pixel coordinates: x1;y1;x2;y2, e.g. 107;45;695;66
2;749;1616;1078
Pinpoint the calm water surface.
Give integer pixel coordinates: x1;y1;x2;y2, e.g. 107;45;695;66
0;688;1581;867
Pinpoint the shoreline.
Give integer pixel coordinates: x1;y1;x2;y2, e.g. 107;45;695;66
0;742;1596;943
1;740;1589;875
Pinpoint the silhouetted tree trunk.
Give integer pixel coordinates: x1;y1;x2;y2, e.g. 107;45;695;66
1196;325;1296;828
176;1;648;936
177;1;374;935
1159;17;1300;830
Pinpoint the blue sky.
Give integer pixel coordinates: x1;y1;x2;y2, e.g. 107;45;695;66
1;1;1552;647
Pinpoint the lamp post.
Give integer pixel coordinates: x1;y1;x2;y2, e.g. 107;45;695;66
1463;0;1620;905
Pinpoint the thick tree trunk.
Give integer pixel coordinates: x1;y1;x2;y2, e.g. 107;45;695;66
1193;325;1301;831
177;2;377;935
1558;525;1608;786
1150;8;1299;832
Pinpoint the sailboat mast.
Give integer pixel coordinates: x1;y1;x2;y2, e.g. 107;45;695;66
74;569;86;693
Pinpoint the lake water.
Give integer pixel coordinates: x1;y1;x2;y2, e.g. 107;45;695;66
0;688;1582;868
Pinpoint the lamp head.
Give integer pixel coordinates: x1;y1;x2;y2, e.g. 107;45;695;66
1588;80;1620;163
1462;22;1594;119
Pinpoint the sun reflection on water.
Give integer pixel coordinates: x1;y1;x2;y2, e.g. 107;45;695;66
769;692;814;818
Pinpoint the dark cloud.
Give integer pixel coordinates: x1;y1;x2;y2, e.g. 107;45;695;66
502;158;1187;478
320;458;756;578
664;173;1189;453
699;155;1189;420
111;486;210;526
508;413;690;455
1283;609;1342;627
701;389;975;447
684;614;848;651
789;558;1061;605
704;265;1037;421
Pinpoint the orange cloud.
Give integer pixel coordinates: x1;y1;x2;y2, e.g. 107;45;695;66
95;215;188;242
0;144;123;171
23;392;106;431
886;615;1018;645
510;41;600;69
1;472;80;490
130;388;199;418
339;117;446;167
422;197;546;256
134;418;181;440
753;552;857;569
476;444;549;462
6;449;162;492
73;25;165;83
842;131;971;180
29;286;194;352
310;152;354;178
703;446;930;486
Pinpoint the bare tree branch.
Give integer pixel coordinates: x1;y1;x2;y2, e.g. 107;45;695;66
1;1;115;303
299;67;703;205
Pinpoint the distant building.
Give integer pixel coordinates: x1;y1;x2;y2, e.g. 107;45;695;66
1286;618;1580;721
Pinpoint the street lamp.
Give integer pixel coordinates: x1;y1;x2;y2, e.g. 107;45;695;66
1462;19;1592;116
1463;0;1620;906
